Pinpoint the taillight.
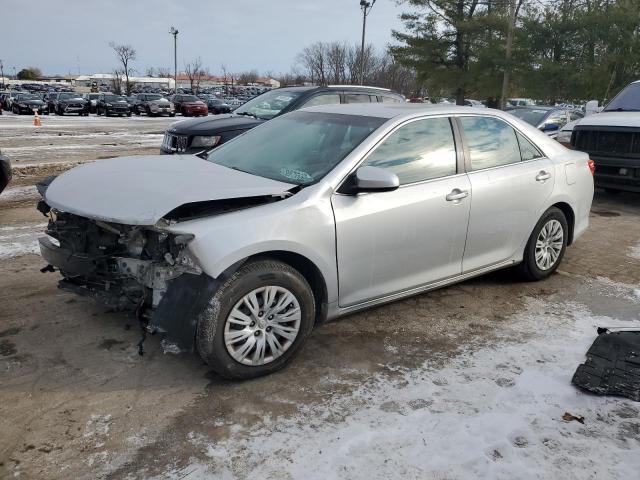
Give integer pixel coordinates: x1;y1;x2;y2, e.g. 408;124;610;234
588;159;595;176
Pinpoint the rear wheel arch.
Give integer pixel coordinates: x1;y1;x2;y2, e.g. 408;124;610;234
550;201;575;245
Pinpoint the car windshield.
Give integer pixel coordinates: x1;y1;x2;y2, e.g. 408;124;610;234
604;83;640;111
18;94;40;101
104;95;125;102
205;111;386;186
233;89;304;120
181;95;199;102
59;92;81;99
506;108;550;126
145;94;162;100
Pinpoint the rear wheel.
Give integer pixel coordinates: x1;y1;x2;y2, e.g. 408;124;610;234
196;259;315;380
518;207;568;281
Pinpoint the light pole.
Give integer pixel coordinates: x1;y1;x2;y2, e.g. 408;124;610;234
169;26;179;94
359;0;376;85
0;60;4;87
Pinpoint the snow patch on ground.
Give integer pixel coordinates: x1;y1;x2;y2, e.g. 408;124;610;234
0;223;47;259
0;185;38;203
628;241;640;261
183;298;640;479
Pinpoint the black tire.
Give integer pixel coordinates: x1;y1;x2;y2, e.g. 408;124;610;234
134;109;140;116
169;113;175;117
518;207;568;281
197;259;315;380
57;107;64;116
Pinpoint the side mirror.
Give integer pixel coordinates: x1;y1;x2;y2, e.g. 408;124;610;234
585;100;600;116
541;123;560;132
353;166;399;193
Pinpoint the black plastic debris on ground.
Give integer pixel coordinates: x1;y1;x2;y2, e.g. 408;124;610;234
572;328;640;402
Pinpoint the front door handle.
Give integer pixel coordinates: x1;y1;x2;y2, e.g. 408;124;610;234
536;171;551;182
446;189;469;202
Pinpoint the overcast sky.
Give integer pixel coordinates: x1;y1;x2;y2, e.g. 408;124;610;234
1;0;407;77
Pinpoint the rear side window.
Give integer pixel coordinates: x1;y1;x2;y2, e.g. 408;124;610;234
460;116;521;171
345;94;371;104
362;117;457;185
302;93;341;108
516;132;544;161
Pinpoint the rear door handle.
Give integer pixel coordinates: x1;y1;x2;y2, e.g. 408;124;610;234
446;189;469;202
536;171;551;182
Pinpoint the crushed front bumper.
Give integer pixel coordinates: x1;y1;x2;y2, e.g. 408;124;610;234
38;234;218;351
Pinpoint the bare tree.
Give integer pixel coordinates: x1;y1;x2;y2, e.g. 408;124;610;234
184;57;205;94
297;42;329;85
111;69;124;95
145;67;156;77
221;64;234;93
109;42;136;95
156;67;171;78
237;69;259;85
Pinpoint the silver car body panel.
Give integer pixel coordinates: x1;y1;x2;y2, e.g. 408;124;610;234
44;154;295;225
43;104;594;322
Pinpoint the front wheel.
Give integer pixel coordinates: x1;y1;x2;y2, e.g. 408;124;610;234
518;207;568;281
196;259;315;380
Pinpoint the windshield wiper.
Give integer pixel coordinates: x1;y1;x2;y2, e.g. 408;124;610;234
605;107;640;112
235;111;257;118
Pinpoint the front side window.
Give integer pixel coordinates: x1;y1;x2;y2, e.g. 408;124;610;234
362;117;457;185
381;95;402;103
460;116;521;171
206;111;385;185
302;93;341;108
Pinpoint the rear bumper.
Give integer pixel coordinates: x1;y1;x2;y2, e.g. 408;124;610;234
593;157;640;192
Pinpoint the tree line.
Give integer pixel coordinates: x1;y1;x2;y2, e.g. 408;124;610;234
289;0;640;105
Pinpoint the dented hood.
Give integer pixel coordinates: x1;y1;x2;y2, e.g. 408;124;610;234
44;155;295;225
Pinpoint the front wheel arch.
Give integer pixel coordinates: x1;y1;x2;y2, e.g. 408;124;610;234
220;251;329;325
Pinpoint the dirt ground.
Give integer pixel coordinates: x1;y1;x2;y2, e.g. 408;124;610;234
1;114;639;479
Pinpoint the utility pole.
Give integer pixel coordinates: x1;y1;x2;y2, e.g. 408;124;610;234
359;0;376;85
169;26;179;94
500;0;518;110
0;60;4;88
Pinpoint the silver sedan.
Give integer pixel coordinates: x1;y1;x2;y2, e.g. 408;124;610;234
39;104;594;379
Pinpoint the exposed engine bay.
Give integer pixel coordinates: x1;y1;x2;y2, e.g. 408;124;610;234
37;197;219;351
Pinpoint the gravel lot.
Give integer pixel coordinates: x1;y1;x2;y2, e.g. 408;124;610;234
1;114;639;479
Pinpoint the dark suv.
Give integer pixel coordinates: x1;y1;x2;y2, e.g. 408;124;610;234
51;92;89;116
96;94;132;116
161;85;404;154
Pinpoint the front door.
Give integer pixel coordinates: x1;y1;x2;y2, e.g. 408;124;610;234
331;116;471;307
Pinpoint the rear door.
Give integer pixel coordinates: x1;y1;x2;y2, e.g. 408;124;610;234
458;115;554;272
332;116;471;307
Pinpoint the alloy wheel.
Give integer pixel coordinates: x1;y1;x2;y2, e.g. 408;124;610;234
224;286;301;366
535;219;564;271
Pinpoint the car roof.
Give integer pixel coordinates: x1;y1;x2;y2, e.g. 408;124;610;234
506;105;554;111
303;103;501;119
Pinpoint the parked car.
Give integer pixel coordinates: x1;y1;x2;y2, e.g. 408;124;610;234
558;80;640;193
171;94;209;117
464;99;486;108
52;92;89;116
11;93;49;115
96;94;132;117
0;91;12;110
205;97;232;115
83;93;101;113
171;94;208;117
0;152;11;194
505;106;584;139
37;105;593;379
508;98;536;107
132;93;175;117
161;85;405;154
4;91;23;111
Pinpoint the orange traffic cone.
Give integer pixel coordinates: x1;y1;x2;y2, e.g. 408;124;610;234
33;109;41;127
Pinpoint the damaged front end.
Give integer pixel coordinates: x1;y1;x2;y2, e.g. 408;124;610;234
38;204;218;352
